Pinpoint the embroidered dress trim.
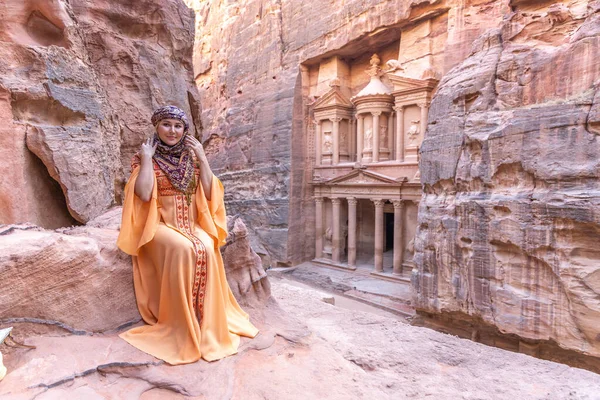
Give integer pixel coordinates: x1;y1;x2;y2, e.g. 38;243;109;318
174;194;208;325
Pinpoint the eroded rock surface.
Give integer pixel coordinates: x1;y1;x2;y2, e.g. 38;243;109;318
2;279;600;399
222;215;271;308
0;0;200;227
186;0;510;265
415;0;600;358
0;211;270;335
0;212;140;333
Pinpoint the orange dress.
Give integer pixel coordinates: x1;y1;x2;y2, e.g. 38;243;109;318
117;156;258;364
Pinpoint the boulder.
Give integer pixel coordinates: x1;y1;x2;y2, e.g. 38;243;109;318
0;210;271;334
222;215;271;308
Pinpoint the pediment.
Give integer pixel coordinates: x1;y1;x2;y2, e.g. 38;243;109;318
386;74;437;93
323;170;405;186
313;88;353;110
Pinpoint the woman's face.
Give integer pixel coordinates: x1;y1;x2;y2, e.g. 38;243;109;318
156;118;185;146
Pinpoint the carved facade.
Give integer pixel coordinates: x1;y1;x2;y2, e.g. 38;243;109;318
309;53;438;279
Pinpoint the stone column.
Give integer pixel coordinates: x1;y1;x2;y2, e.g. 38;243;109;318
315;197;324;259
387;112;394;158
347;197;357;267
315;120;322;166
372;112;381;162
419;103;428;139
392;200;404;275
395;106;404;162
331;198;341;263
350;118;356;162
356;115;364;165
372;199;385;272
332;117;341;165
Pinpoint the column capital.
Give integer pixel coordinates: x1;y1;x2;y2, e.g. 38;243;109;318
314;197;324;204
347;197;358;206
331;197;342;205
392;200;404;209
394;105;404;113
330;117;342;123
372;199;385;207
313;119;321;125
356;114;365;120
417;102;429;109
371;111;382;117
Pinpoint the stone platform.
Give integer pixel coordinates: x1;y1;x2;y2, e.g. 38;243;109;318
268;262;415;318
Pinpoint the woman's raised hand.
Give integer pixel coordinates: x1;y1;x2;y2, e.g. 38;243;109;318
140;137;157;160
185;135;206;160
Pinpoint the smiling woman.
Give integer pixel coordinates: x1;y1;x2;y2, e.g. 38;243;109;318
117;105;258;365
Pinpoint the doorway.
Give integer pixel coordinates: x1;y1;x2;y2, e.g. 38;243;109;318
385;212;394;251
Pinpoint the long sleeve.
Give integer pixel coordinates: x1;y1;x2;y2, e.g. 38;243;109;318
195;175;228;248
117;167;161;256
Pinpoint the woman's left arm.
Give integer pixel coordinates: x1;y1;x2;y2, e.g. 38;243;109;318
185;135;213;200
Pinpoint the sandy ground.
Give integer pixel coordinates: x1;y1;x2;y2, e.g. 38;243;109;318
1;277;600;399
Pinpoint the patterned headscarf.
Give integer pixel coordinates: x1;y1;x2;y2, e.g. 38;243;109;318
151;105;190;133
150;106;196;200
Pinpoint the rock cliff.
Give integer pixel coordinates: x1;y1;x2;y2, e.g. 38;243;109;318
186;0;509;266
415;0;600;358
0;0;201;228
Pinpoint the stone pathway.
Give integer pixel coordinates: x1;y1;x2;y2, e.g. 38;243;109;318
2;278;600;399
269;262;415;317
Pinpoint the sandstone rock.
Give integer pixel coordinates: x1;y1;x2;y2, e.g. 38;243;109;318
222;215;271;308
186;0;511;266
415;1;600;358
0;210;271;334
2;279;600;399
0;0;201;227
0;221;140;333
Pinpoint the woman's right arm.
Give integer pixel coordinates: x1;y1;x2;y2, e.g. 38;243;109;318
134;137;157;202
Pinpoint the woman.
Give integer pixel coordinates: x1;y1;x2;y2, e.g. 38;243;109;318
117;105;258;365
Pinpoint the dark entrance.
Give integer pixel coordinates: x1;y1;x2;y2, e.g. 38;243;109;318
385;212;394;251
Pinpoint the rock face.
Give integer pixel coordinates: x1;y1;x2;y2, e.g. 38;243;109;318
222;215;271;308
414;1;600;358
0;211;270;334
2;279;600;399
186;0;511;266
0;0;201;228
0;211;140;333
188;0;600;363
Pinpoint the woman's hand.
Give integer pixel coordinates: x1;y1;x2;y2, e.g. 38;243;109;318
185;135;206;160
135;137;157;202
185;134;213;200
140;137;157;160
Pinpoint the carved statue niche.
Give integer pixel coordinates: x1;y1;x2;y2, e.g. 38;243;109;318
380;125;388;148
407;120;420;143
406;238;415;261
340;126;347;152
323;131;333;153
364;127;373;149
323;226;333;256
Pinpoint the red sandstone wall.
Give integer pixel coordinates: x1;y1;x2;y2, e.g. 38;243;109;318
0;0;200;227
188;0;508;265
415;0;600;357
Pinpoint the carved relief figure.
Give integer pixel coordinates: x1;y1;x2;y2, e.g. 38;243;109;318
323;226;333;255
342;223;349;256
340;128;347;152
380;125;388;147
406;238;415;261
408;120;420;143
323;132;333;153
364;128;373;149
